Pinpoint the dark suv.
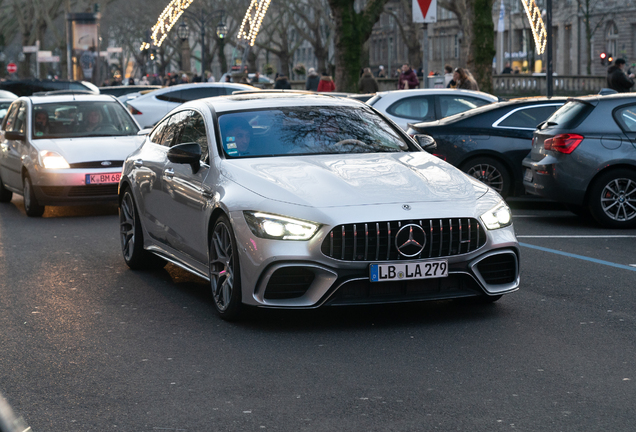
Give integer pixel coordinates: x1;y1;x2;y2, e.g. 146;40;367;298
523;94;636;228
0;79;97;96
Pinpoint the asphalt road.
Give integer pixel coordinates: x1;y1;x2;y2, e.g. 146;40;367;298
1;197;635;432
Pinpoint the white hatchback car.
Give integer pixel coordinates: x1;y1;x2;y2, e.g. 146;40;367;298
126;82;257;128
0;95;143;216
367;89;499;130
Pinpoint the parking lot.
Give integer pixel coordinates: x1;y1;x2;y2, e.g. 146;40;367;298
1;196;634;431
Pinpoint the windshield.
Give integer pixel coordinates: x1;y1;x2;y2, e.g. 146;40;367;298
218;106;414;158
32;101;139;139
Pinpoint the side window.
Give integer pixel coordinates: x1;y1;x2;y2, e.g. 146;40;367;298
614;105;636;132
160;114;180;147
2;101;20;131
149;117;169;144
175;111;208;162
438;95;491;118
180;87;223;101
156;90;184;103
387;96;434;121
497;105;561;129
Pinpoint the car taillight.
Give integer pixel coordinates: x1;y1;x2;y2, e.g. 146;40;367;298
543;133;583;154
128;105;142;115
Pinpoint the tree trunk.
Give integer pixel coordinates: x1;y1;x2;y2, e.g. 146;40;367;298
470;0;495;93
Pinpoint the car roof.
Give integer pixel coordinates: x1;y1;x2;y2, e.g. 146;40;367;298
375;88;499;101
23;94;118;104
194;93;367;114
567;93;636;104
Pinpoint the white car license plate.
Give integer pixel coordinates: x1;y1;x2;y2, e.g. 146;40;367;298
85;173;121;184
370;260;448;282
523;168;533;182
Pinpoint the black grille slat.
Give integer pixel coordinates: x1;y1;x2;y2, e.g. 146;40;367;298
69;160;124;169
68;184;118;197
322;218;487;262
264;268;315;300
477;254;517;285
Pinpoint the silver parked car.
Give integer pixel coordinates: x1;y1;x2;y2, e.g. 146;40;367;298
119;93;520;319
0;95;142;216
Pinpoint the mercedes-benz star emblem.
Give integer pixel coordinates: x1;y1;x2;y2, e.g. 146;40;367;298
402;204;411;210
395;224;427;257
101;161;112;166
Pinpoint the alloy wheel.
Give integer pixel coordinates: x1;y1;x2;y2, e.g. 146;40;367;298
466;164;504;193
210;221;235;312
600;178;636;222
120;192;136;262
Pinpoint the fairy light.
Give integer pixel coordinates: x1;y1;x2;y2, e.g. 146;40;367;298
521;0;547;55
237;0;272;46
145;0;195;49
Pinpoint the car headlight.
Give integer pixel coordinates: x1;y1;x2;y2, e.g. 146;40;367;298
243;211;320;240
39;151;70;169
480;201;512;230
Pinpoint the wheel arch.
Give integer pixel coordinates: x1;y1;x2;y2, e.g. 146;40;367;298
458;152;515;196
583;163;636;206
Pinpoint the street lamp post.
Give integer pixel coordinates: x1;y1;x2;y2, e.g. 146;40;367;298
177;21;191;73
180;9;227;76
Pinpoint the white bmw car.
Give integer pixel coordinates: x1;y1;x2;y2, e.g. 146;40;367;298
119;93;520;319
0;95;143;216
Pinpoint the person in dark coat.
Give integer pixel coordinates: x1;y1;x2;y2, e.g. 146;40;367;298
398;64;419;89
607;59;635;93
358;68;379;93
305;68;320;91
453;67;479;91
274;75;292;89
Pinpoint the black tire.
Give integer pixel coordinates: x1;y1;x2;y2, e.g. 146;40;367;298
22;175;45;217
588;169;636;228
461;157;511;198
209;215;244;320
119;189;166;269
0;175;12;203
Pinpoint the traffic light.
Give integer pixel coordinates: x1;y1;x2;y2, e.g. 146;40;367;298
608;54;614;64
600;52;607;65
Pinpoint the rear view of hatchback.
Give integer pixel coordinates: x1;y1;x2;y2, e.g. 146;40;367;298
523;94;636;228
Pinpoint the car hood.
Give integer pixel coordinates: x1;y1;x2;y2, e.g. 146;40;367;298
221;152;489;208
32;136;144;164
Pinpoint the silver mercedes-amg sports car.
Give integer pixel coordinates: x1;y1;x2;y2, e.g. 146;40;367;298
118;93;519;319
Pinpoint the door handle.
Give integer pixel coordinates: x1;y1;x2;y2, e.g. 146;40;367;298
133;159;143;167
163;168;174;179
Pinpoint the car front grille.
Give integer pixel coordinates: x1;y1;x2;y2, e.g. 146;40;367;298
40;186;65;197
68;184;118;197
264;267;315;300
476;253;517;285
321;218;486;262
69;161;124;169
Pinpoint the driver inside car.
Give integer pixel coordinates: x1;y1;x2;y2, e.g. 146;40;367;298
221;117;253;156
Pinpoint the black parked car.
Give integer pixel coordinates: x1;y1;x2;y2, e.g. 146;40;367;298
523;94;636;228
406;97;567;197
0;79;98;96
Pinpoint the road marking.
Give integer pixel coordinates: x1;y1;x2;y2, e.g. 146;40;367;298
517;235;636;238
519;242;636;273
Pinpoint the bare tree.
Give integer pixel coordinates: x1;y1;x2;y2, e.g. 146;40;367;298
256;1;305;77
576;0;619;75
287;0;334;74
384;0;422;70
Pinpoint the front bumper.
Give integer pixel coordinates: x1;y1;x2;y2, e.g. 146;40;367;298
31;166;121;206
231;211;520;309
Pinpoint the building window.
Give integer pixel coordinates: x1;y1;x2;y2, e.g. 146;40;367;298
606;21;618;57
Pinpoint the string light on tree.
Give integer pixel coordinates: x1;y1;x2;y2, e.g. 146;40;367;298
148;0;195;48
237;0;272;47
521;0;547;55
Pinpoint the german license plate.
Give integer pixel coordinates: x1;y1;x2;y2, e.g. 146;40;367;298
523;168;533;182
85;173;121;184
370;260;448;282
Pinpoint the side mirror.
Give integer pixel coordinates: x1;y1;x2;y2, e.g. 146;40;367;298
415;134;437;152
167;142;202;173
137;128;152;136
4;131;25;141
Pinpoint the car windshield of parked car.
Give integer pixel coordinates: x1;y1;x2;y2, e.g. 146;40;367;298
218;106;413;158
32;101;139;139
